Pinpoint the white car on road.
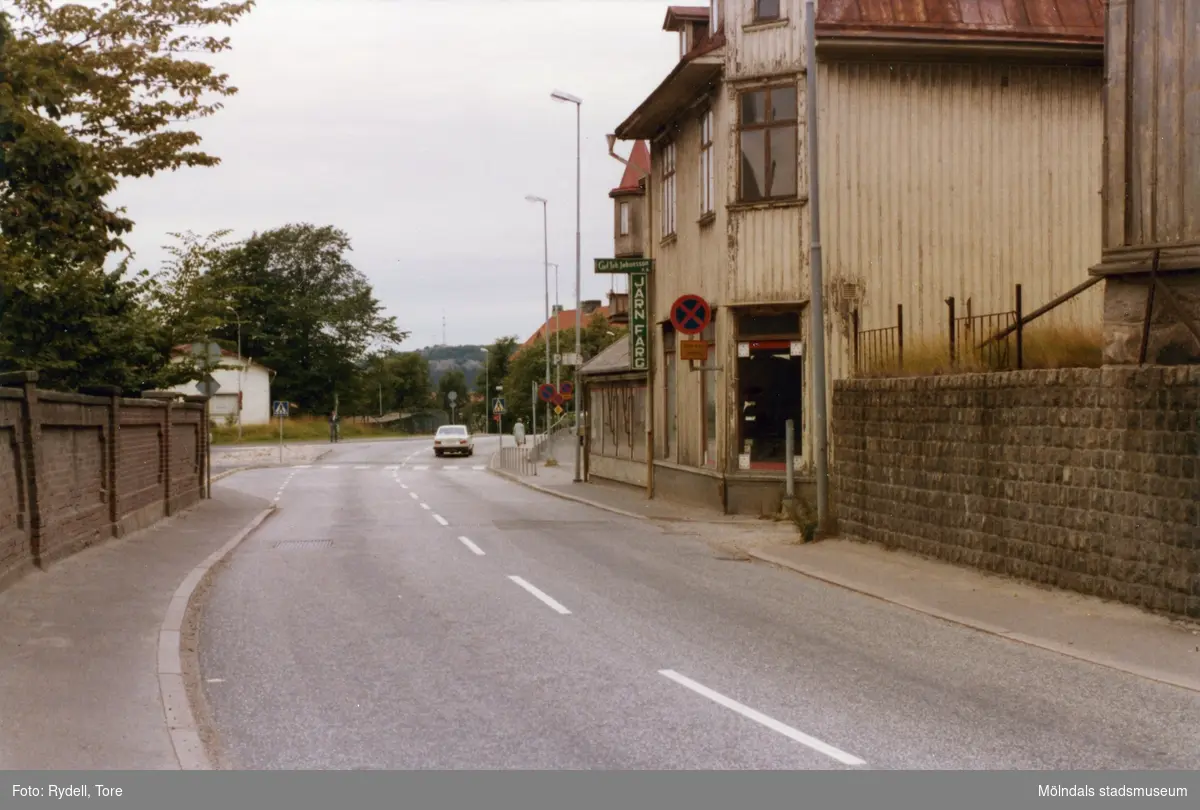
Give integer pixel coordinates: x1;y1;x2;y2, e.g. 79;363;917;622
433;424;474;457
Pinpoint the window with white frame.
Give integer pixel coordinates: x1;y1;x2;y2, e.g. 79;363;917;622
619;202;630;236
661;141;677;237
699;109;715;216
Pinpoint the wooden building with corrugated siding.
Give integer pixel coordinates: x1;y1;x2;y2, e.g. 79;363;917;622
609;0;1107;517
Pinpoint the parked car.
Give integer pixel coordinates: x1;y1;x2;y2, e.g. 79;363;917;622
433;424;473;457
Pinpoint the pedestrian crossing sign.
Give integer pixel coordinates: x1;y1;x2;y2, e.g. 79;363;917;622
492;397;506;415
273;401;289;417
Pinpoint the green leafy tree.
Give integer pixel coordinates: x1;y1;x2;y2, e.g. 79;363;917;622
214;224;407;413
501;313;625;430
5;0;254;179
437;367;468;422
343;350;431;417
0;256;169;391
0;0;253;390
387;352;432;411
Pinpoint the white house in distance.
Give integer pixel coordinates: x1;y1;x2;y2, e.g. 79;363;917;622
168;345;274;426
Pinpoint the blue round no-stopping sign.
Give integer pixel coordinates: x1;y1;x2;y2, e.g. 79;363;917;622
670;294;711;335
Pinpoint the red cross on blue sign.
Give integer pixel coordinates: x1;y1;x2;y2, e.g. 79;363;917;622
670;294;711;336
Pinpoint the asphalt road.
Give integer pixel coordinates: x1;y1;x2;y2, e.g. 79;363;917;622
199;438;1200;770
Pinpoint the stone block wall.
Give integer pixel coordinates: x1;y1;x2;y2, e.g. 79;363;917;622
832;366;1200;620
0;373;209;591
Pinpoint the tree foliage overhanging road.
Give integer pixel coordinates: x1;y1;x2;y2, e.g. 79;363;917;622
0;1;416;410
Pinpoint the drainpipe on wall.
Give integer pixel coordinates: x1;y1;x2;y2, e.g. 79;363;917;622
806;0;832;534
607;135;656;499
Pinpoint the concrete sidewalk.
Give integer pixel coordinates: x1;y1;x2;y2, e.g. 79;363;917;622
0;489;272;769
491;448;784;525
749;540;1200;693
489;450;1200;693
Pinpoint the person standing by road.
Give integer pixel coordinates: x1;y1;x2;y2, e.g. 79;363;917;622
329;410;340;443
513;418;526;447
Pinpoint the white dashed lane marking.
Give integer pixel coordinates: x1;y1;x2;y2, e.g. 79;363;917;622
433;514;449;526
458;536;485;556
508;576;571;615
657;670;866;766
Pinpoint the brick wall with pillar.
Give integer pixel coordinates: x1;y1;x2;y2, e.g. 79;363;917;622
0;374;209;592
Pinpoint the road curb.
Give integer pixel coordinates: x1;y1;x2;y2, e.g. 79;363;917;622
489;463;652;521
485;453;776;526
747;548;1200;695
157;505;277;770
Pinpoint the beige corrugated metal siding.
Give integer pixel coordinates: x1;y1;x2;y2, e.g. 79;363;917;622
649;90;731;469
724;0;805;80
817;60;1105;388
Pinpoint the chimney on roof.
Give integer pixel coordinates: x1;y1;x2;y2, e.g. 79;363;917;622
581;299;602;315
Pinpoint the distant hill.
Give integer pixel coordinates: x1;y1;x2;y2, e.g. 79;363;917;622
417;344;486;388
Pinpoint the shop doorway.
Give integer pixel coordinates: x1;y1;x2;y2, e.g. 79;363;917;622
736;340;803;470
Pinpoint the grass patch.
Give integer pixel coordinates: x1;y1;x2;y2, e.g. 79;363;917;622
211;417;397;445
855;324;1103;378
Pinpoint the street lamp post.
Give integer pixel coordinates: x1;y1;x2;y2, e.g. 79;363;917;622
551;89;583;482
226;307;242;442
525;194;552;443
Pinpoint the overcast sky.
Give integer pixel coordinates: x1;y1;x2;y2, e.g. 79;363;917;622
110;0;678;352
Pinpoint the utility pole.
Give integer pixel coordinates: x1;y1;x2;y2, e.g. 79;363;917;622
806;0;831;532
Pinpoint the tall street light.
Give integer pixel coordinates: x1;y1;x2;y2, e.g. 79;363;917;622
226;306;242;442
551;88;582;482
525;194;552;440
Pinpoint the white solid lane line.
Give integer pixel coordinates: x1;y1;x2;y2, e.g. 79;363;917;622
472;465;486;470
458;536;485;556
433;514;449;526
508;576;571;615
657;670;866;766
420;503;431;511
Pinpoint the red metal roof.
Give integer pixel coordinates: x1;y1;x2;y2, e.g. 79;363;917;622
816;0;1104;45
611;140;651;194
519;307;611;350
664;5;710;30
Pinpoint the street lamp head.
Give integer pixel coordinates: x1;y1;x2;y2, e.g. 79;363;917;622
550;89;582;105
525;194;546;204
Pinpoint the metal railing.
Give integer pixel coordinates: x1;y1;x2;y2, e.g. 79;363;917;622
947;295;1018;370
492;444;539;477
852;305;903;375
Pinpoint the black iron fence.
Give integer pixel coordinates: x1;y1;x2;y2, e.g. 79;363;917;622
852;305;903;376
851;278;1105;377
946;287;1021;371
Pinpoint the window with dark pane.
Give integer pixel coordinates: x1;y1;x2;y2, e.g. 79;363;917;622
755;0;780;21
737;84;798;202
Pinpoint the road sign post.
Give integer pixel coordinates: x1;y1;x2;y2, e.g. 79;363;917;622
274;400;290;463
273;401;289;464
